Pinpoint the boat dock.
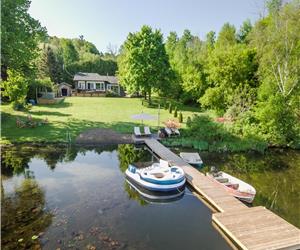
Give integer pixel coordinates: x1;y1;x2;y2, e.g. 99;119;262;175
143;139;300;250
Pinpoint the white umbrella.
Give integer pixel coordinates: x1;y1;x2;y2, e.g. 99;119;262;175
131;112;157;125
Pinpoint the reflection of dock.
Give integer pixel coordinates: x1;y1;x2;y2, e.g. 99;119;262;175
143;138;300;250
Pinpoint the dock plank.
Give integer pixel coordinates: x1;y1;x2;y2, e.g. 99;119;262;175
213;206;300;250
143;139;300;250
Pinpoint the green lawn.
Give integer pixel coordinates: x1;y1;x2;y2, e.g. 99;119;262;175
1;97;201;144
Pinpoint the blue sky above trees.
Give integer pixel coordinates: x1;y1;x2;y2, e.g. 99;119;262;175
29;0;262;53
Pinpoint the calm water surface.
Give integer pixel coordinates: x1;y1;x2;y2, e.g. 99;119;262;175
1;145;231;250
172;147;300;228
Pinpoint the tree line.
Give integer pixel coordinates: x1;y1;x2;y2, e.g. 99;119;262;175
118;0;300;147
1;0;117;106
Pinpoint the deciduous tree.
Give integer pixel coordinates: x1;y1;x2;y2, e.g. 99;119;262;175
1;0;46;79
117;25;171;101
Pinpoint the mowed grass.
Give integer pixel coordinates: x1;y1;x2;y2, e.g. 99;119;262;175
1;97;201;143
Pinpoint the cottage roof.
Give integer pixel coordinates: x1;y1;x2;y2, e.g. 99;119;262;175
73;72;118;84
58;82;72;87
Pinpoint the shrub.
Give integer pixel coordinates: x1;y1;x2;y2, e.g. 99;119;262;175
254;95;299;145
106;91;119;97
186;116;192;127
174;107;178;117
179;112;183;123
1;69;28;109
168;103;172;113
186;114;225;143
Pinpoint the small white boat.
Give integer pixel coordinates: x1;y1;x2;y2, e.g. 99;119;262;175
125;159;186;192
179;152;203;167
206;171;256;203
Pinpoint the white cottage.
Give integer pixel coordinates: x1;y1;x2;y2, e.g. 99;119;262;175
73;72;120;95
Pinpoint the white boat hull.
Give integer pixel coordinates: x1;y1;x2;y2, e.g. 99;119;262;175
206;171;256;203
126;169;186;192
125;163;186;192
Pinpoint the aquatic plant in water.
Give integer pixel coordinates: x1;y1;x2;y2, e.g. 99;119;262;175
1;179;53;249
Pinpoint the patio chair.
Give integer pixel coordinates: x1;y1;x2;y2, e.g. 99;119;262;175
172;128;180;136
134;127;142;137
159;159;169;169
144;126;152;136
164;127;172;137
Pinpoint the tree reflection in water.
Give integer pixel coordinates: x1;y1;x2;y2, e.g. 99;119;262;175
117;144;151;172
1;178;53;249
124;181;148;206
1;144;121;249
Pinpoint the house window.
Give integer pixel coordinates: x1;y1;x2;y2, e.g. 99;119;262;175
96;82;105;91
107;84;119;94
78;81;85;89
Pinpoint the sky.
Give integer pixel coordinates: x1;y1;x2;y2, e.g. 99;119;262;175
29;0;264;53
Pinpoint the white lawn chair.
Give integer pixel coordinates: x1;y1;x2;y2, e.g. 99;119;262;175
159;159;169;169
134;127;142;137
144;126;151;136
172;128;180;136
164;127;172;137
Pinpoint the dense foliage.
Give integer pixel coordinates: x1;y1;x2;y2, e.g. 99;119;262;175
1;0;46;79
165;30;208;103
1;0;117;107
117;25;171;101
1;70;29;109
162;0;300;148
36;36;118;85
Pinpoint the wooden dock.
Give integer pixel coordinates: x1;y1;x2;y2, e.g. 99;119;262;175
144;139;300;250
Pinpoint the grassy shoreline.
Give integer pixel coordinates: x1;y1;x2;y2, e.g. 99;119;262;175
2;97;297;153
1;97;199;144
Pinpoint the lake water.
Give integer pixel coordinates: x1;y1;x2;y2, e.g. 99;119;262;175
1;145;231;250
172;147;300;228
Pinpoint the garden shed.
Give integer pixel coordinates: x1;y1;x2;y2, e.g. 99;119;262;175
57;82;72;97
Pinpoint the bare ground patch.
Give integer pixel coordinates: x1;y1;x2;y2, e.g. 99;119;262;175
75;128;133;145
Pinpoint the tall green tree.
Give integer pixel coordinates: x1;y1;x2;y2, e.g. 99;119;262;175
205;31;216;49
61;39;79;65
37;45;63;83
180;37;208;101
200;44;258;112
249;0;300;144
47;47;63;83
237;19;252;43
1;0;46;79
165;32;179;60
266;0;283;15
117;25;171;101
215;23;237;47
251;1;300;100
165;30;209;102
165;32;182;98
37;44;50;78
